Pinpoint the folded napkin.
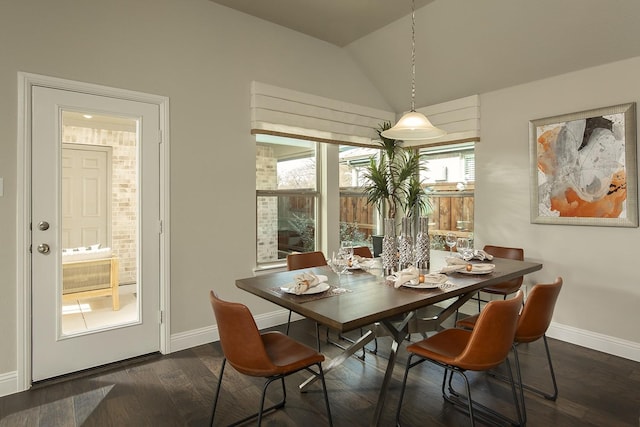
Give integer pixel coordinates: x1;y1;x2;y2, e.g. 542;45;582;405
471;250;494;261
440;257;468;273
388;266;420;288
289;272;322;295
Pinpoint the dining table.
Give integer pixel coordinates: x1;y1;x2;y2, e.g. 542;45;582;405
236;250;543;426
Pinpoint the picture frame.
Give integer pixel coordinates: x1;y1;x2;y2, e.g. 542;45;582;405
529;103;638;227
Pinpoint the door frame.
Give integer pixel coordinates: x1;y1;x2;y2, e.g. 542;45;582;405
16;72;171;391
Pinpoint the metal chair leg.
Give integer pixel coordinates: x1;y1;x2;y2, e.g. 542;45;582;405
285;310;292;335
492;335;559;401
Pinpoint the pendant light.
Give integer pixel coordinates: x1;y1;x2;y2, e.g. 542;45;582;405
381;0;446;141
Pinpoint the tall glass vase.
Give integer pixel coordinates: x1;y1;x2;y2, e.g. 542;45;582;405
415;216;431;270
382;218;397;275
398;217;413;270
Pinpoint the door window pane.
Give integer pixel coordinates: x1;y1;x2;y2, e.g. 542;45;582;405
60;111;139;335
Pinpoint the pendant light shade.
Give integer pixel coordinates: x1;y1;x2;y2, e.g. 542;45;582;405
382;0;446;141
381;111;446;140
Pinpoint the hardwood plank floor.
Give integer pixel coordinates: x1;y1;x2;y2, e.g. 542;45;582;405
1;319;638;426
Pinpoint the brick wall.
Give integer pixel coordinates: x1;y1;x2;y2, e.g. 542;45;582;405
256;145;278;263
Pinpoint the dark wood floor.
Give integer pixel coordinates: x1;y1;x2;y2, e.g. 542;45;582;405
1;318;639;426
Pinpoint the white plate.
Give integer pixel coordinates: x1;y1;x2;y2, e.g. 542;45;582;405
458;264;495;275
281;282;331;295
401;273;448;289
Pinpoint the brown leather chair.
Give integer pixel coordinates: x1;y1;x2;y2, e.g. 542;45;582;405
286;251;327;270
352;246;373;258
457;277;563;410
285;251;327;341
396;291;524;427
471;245;524;312
209;291;332;426
481;245;524;296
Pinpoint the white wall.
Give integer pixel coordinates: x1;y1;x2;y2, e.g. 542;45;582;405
476;56;640;353
0;0;391;379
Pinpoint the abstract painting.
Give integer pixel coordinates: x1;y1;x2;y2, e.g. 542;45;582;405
529;103;638;227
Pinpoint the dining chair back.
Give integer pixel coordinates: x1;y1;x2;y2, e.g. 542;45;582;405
286;251;327;270
457;277;563;412
482;245;524;295
209;291;332;426
352;246;373;258
285;251;327;340
397;291;524;426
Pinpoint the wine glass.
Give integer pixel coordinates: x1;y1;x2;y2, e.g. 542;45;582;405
457;237;471;261
445;232;457;256
340;241;354;274
329;251;348;281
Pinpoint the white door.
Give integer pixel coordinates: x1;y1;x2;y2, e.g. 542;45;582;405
61;144;112;249
31;86;161;381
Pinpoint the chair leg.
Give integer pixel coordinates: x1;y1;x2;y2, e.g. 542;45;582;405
396;354;430;426
317;363;333;427
442;362;524;427
441;368;475;427
395;354;416;426
285;310;292;335
210;358;226;426
492;335;559;401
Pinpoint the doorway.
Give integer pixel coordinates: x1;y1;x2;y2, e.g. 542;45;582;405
18;73;170;386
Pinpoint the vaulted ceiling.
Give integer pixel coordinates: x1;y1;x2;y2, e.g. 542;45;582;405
210;0;640;111
209;0;435;47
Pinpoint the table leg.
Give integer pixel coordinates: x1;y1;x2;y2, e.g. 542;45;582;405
299;327;377;391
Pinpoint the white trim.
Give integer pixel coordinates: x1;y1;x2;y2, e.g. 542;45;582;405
547;322;640;362
0;371;18;398
170;309;302;352
16;72;171;392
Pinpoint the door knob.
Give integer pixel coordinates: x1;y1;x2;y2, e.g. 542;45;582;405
38;221;50;231
37;244;50;254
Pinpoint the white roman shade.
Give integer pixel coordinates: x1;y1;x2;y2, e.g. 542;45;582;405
251;81;395;147
403;94;481;148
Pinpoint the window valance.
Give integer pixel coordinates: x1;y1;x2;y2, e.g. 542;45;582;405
251;81;395;147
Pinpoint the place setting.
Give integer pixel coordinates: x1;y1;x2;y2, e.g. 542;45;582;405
275;271;351;301
386;265;452;291
440;237;496;275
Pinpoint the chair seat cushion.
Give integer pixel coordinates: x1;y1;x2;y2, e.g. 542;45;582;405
407;328;471;365
262;332;324;375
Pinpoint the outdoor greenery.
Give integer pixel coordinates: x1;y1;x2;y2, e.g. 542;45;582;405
288;213;315;252
362;122;430;219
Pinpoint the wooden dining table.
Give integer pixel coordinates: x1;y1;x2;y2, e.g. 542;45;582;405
236;250;542;426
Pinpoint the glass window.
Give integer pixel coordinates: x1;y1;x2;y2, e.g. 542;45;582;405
420;143;475;249
338;145;380;248
256;137;318;264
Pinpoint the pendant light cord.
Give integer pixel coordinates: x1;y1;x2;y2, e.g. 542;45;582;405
410;0;416;112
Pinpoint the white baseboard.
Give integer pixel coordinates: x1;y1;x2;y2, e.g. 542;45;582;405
547;322;640;362
0;371;18;398
170;308;302;353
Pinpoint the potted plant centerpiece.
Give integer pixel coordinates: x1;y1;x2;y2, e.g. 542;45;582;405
363;122;430;273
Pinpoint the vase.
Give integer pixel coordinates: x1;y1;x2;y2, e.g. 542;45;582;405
382;218;397;275
397;217;413;270
414;216;431;270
